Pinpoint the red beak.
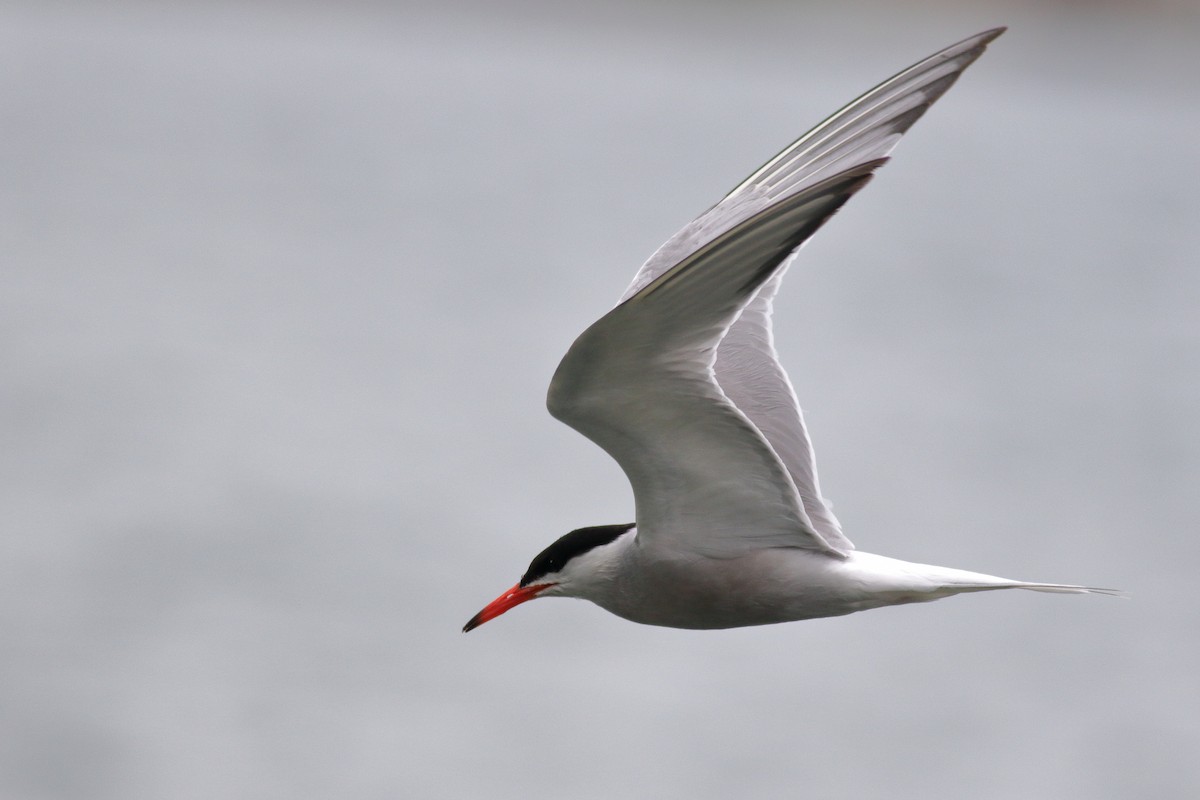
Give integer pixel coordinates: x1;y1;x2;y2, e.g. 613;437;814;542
463;582;555;632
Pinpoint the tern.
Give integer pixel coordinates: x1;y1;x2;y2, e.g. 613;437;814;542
464;28;1118;633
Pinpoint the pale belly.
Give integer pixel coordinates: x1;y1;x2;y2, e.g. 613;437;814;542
594;548;919;630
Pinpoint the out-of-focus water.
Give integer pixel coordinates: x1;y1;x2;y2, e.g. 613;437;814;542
2;2;1198;798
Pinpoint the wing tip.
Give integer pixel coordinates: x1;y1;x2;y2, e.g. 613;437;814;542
979;26;1008;44
945;27;1007;58
727;27;1005;203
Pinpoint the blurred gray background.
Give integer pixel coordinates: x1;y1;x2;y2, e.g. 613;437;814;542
3;1;1198;798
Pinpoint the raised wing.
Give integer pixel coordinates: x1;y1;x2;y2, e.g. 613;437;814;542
548;30;1003;559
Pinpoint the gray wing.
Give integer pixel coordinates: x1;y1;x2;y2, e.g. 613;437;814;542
550;29;1004;558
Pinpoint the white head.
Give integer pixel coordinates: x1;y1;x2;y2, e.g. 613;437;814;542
463;523;635;632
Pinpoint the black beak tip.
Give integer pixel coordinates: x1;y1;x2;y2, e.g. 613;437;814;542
462;613;482;633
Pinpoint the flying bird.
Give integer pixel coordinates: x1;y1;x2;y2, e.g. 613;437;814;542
464;28;1118;633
